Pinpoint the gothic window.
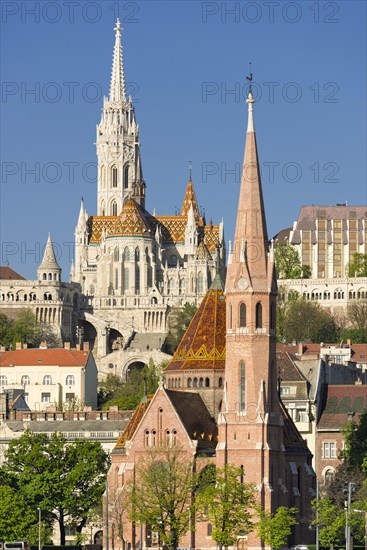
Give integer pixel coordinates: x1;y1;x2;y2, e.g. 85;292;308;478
199;377;204;388
66;375;75;386
187;378;192;388
135;247;140;261
43;375;52;385
193;377;198;388
135;250;140;294
101;165;106;188
240;362;246;410
124;247;130;261
205;377;210;387
111;201;117;216
197;272;203;293
256;302;262;329
115;269;119;290
114;247;119;262
21;375;30;386
218;377;223;388
112;166;118;188
123;165;129;189
168;279;174;294
207;524;213;536
239;303;246;328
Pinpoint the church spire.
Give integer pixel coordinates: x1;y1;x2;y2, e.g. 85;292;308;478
38;234;62;282
226;88;269;294
109;19;126;103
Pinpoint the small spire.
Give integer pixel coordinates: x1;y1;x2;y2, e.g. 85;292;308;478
109;18;126;103
39;234;61;271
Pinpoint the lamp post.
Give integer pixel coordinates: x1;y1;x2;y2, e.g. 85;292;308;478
37;507;41;550
353;510;367;550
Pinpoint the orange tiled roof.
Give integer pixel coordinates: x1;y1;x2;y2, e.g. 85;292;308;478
0;349;90;368
0;266;26;280
165;278;226;372
181;180;202;224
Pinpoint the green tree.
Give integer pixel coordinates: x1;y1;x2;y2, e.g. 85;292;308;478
347;253;367;277
283;300;338;343
1;430;110;544
343;300;367;343
256;506;298;549
275;242;311;279
128;446;196;550
0;484;36;539
196;464;255;549
165;303;197;354
312;498;345;550
343;411;367;470
0;312;13;348
276;287;300;342
11;308;42;347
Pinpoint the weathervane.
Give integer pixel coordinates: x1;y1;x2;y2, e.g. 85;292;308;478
246;62;253;94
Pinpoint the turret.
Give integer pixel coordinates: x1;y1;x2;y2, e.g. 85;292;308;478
37;234;61;283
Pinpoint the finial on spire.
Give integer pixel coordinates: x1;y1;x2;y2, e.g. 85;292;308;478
246;65;255;133
110;18;126;103
246;63;253;94
189;160;192;181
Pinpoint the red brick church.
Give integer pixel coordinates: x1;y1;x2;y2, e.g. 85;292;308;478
106;90;315;549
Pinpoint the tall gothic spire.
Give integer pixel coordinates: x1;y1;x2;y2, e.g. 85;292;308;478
226;90;270;294
109;19;126;103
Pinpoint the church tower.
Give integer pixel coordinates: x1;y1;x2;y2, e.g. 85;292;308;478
217;89;286;516
96;19;145;216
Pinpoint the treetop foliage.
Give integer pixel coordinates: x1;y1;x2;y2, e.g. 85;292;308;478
165;302;197;354
347;253;367;277
275;241;311;279
0;308;61;349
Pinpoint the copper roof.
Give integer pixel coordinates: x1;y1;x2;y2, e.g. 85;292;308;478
165;276;226;372
0;349;91;368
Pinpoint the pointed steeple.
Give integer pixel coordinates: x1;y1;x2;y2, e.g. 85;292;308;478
38;234;62;282
77;197;86;227
226;90;269;294
181;179;200;222
109;19;126;103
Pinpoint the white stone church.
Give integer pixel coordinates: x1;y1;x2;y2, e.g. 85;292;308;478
70;20;226;377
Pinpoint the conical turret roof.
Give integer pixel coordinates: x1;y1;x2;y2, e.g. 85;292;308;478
38;234;61;271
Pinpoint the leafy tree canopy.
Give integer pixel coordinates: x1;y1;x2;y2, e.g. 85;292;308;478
281;299;338;343
0;430;110;544
347;253;367;277
275;241;311;279
0;308;61;349
256;506;298;549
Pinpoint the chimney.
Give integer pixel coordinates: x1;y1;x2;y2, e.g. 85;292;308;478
347;338;351;346
39;341;47;349
23;343;28;349
76;344;81;351
64;342;71;350
15;342;22;350
297;342;303;356
83;342;90;351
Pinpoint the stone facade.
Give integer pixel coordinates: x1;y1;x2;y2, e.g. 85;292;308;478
70;20;225;377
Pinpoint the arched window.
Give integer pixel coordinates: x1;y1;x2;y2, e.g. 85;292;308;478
218;377;223;388
123;165;129;189
111;201;117;216
207;524;213;536
256;302;262;329
43;273;47;280
187;378;192;388
0;375;8;385
197;272;203;293
66;375;75;386
48;273;52;281
114;247;119;262
43;375;52;385
205;377;210;388
193;377;198;388
239;303;246;328
199;377;204;388
135;247;140;261
168;279;174;294
21;375;30;386
324;468;335;484
112;166;118;188
123;268;129;291
240;362;246;410
124;247;130;261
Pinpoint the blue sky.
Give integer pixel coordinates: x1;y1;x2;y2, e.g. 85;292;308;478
1;0;366;278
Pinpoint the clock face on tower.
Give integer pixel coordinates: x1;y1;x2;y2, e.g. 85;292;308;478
237;277;249;290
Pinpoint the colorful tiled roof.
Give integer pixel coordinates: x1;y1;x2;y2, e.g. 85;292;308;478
181;180;202;224
0;349;91;368
165;275;226;372
318;385;367;429
114;397;152;449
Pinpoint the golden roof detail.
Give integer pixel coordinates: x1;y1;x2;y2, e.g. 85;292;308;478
114;397;152;449
181;179;201;223
165;280;226;372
